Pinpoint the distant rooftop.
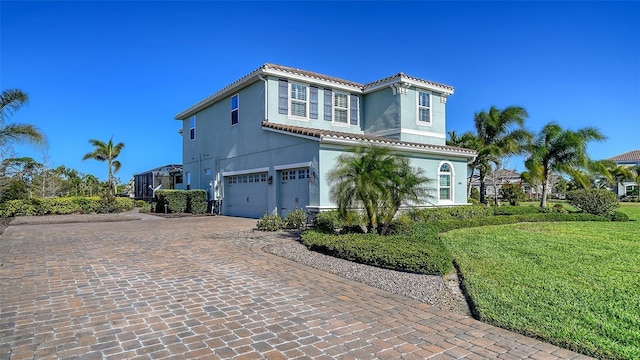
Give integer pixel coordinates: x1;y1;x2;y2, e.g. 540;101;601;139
609;150;640;163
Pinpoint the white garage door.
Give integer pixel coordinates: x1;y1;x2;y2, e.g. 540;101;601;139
279;168;310;218
224;172;268;218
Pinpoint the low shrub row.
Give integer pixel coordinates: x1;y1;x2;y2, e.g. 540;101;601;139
154;190;207;214
301;230;453;275
256;209;308;231
406;205;494;222
0;196;135;217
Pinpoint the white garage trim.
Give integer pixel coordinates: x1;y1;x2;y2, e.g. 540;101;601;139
222;167;270;177
274;162;313;171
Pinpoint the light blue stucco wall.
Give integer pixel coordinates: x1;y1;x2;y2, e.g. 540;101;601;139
266;76;364;134
397;87;447;146
317;145;470;209
181;79;322;214
362;87;401;135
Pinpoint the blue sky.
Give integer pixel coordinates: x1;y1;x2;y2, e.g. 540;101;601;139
2;1;638;183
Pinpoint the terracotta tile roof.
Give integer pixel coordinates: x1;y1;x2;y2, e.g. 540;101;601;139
363;72;455;92
263;63;364;88
176;63;454;119
261;121;476;157
609;150;640;162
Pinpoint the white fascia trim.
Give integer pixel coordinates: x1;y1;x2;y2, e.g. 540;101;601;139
401;128;446;139
263;68;362;93
369;128;401;137
274;162;313;171
364;77;454;96
222;167;270;177
176;72;261;120
262;126;321;142
321;136;474;159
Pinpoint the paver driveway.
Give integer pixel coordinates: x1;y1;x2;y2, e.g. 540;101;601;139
0;216;593;359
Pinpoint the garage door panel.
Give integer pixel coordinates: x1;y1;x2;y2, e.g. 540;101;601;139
280;168;310;218
225;172;268;218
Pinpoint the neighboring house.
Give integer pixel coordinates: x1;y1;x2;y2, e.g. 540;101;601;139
175;63;476;218
469;169;541;200
134;164;183;202
609;150;640;198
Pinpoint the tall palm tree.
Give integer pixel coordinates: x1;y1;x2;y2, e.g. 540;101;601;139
472;106;531;204
82;137;125;196
524;122;605;208
0;89;46;148
326;145;431;234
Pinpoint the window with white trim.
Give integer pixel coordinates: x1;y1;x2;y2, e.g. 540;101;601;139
439;163;452;201
231;94;239;125
290;83;308;118
333;92;349;124
418;91;431;125
189;116;196;140
626;185;639;197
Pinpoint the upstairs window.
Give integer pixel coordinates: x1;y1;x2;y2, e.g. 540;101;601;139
334;92;349;124
418;91;431;125
439;163;452;201
231;94;239;125
189;116;196;140
290;83;308;118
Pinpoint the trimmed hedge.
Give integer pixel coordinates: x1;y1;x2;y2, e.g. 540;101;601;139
301;230;453;275
406;205;494;222
187;190;207;215
0;196;135;217
491;205;545;216
154;190;188;213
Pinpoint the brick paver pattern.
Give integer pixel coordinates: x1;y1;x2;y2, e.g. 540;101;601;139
0;216;593;359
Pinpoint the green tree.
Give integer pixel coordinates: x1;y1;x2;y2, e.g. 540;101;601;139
524;122;606;208
0;89;46;149
446;130;481;198
472;106;531;204
82;137;125;196
326;145;432;235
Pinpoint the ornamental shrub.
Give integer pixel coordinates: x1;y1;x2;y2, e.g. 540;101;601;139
567;189;619;217
312;210;342;234
611;211;629;222
284;208;307;229
499;183;525;206
256;213;284;231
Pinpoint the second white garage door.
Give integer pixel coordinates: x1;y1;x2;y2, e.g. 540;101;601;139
279;168;310;218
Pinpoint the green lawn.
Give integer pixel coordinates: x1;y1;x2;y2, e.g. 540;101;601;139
442;222;640;360
619;202;640;221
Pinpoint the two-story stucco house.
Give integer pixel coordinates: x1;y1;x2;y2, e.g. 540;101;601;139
175;64;476;218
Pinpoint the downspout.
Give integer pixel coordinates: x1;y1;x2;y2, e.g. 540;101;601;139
258;74;268;121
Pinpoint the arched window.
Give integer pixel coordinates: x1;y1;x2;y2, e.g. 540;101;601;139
438;163;452;201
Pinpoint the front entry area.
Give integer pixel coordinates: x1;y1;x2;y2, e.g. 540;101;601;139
279;168;310;217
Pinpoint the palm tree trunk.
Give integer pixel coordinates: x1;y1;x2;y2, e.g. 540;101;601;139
479;170;487;204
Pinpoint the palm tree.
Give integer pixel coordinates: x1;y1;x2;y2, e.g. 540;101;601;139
0;89;46;148
326;145;432;234
472;106;531;204
524;122;606;208
82;137;125;196
447;130;481;198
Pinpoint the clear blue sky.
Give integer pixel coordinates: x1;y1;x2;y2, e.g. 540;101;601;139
2;1;638;183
